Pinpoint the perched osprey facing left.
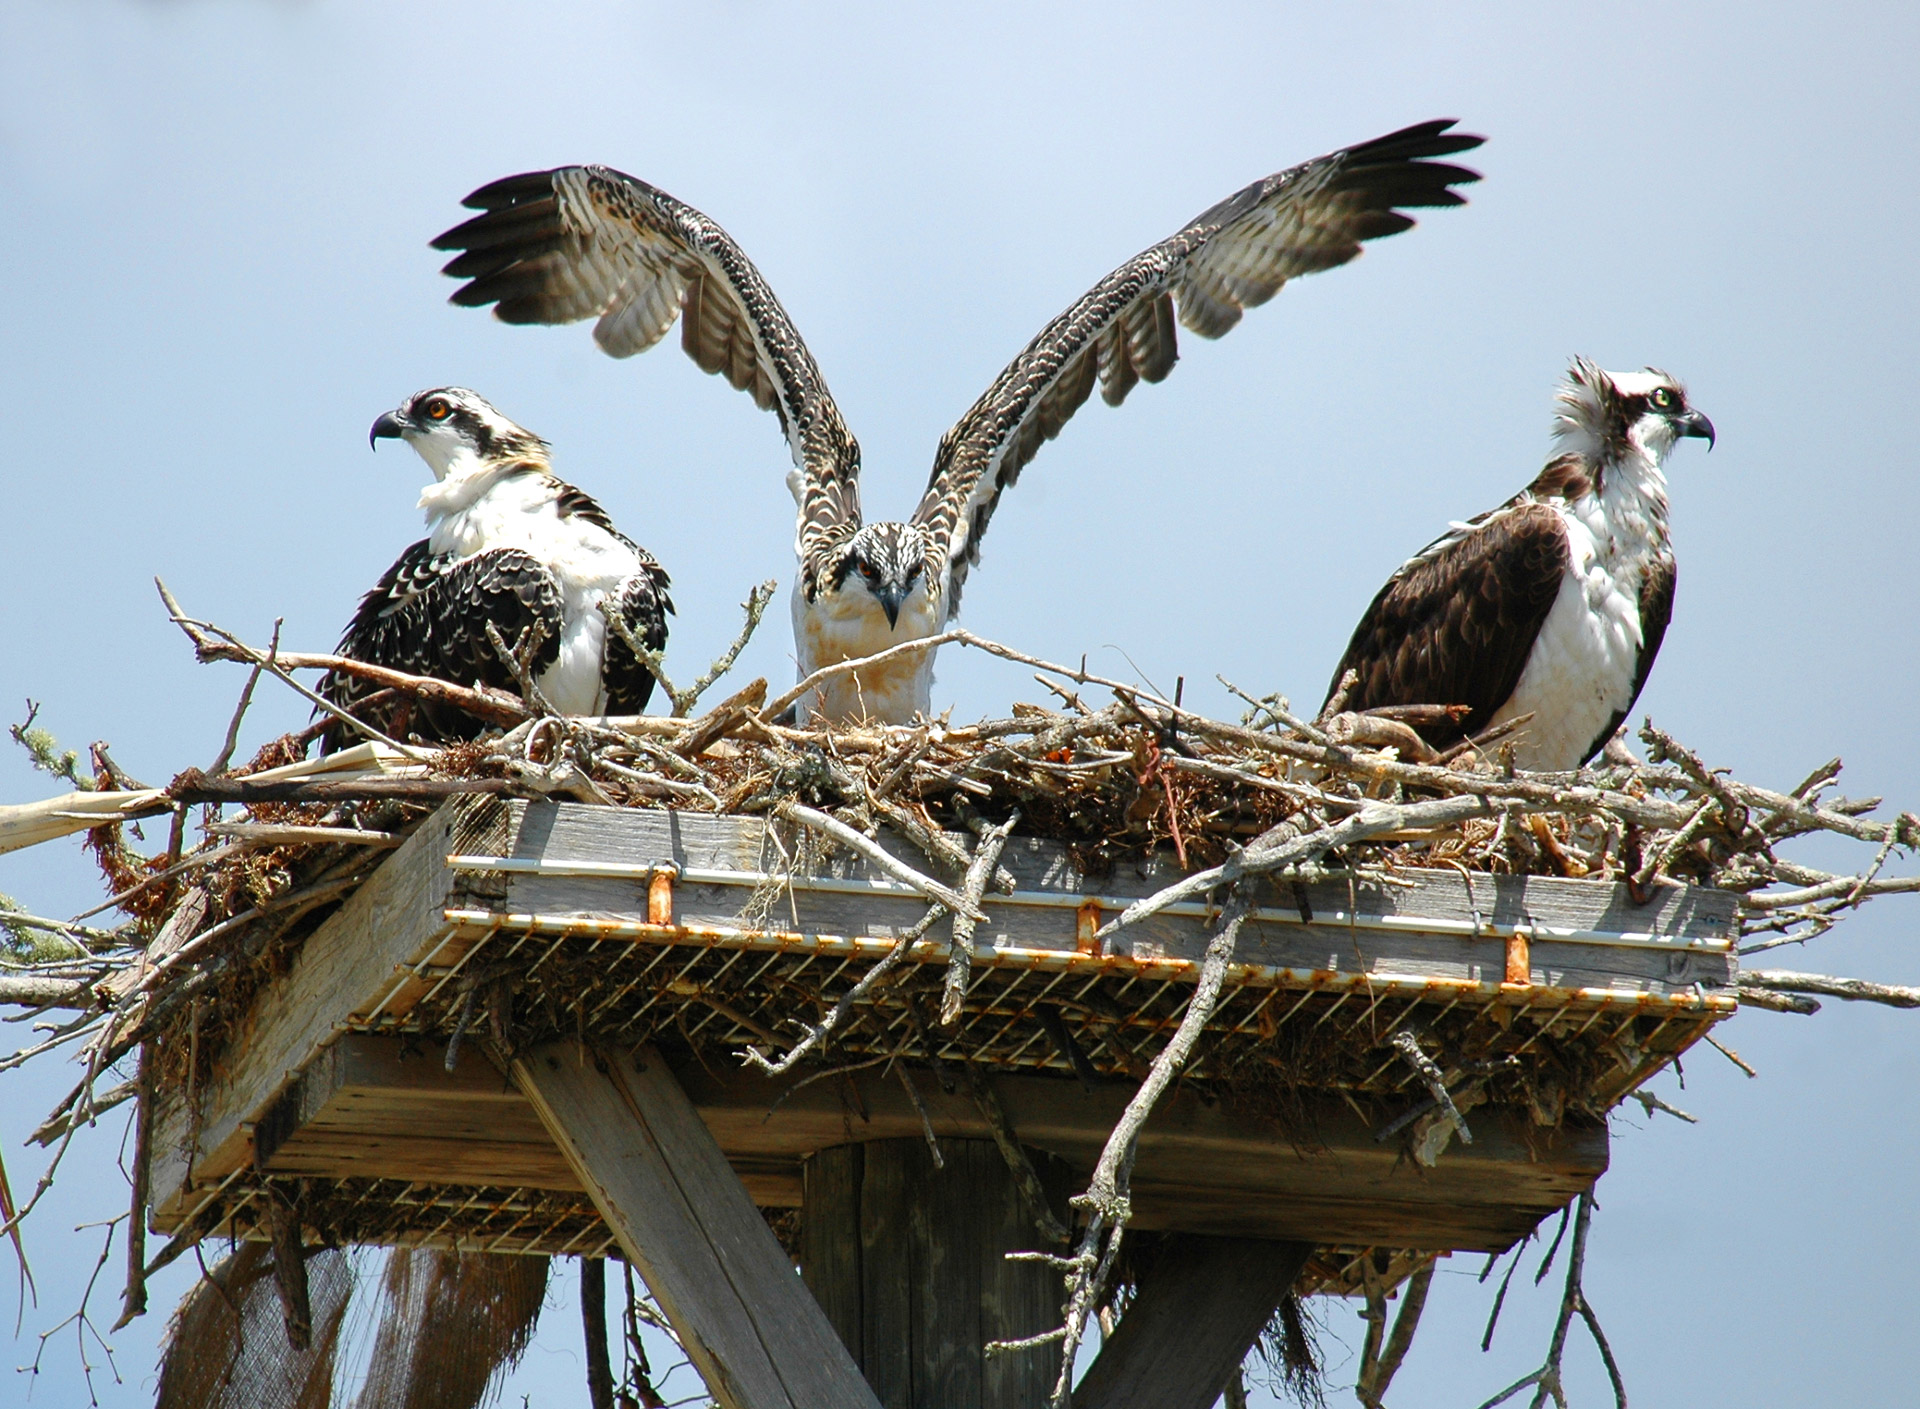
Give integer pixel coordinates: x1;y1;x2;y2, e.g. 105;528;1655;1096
428;120;1483;723
318;388;673;751
1324;360;1714;771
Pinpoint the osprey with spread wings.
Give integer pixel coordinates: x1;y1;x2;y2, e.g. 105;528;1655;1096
430;120;1482;722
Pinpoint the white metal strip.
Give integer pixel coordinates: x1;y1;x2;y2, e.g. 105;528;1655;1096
445;853;1730;952
434;907;1734;1011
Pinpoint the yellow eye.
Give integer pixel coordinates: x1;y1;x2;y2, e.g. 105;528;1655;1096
425;399;451;421
1650;387;1678;412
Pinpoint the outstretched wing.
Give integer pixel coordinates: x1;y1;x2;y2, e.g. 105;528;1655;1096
320;546;563;751
432;167;863;567
1326;501;1568;751
915;119;1483;611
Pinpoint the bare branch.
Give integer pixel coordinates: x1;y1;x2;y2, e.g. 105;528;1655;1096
1474;1192;1624;1409
1355;1259;1434;1408
939;811;1018;1026
963;1061;1072;1246
158;579;437;756
609;579;777;719
776;802;985;921
1098;793;1498;941
208;619;279;776
761;630;967;722
740;904;948;1075
1740;969;1920;1010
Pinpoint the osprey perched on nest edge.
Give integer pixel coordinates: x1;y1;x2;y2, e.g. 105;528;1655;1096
1324;360;1715;771
428;119;1484;723
317;388;673;752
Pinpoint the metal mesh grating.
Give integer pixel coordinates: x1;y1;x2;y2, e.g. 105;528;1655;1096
359;914;1724;1121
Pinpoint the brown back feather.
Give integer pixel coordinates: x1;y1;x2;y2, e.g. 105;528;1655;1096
1328;502;1570;749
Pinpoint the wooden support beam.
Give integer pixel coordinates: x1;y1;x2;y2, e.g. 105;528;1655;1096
226;1033;1607;1254
801;1140;1065;1408
149;800;489;1222
1072;1235;1311;1409
511;1042;882;1409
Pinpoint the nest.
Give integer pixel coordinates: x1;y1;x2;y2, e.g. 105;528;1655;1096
15;617;1909;1151
4;619;1915;1409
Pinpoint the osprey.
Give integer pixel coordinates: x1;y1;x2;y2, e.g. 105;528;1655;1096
1324;360;1715;770
429;120;1482;723
318;387;673;751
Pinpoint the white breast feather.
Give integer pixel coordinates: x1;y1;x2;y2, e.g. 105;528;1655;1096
427;474;644;716
1492;457;1670;770
792;578;942;724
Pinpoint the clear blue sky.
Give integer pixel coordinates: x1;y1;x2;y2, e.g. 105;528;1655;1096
3;2;1916;1405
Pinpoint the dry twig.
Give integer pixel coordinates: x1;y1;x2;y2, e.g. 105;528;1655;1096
1474;1192;1625;1409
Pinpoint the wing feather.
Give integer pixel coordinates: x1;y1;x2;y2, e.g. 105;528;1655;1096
915;119;1482;610
433;167;862;565
601;560;676;716
1324;501;1568;752
319;547;563;751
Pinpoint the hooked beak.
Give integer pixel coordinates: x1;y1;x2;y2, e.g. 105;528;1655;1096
1675;409;1715;449
369;410;408;449
875;582;906;630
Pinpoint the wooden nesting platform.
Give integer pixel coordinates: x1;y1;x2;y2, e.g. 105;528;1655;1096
149;796;1739;1291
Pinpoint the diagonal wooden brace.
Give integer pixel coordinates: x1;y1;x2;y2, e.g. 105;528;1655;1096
512;1042;881;1409
1071;1234;1312;1409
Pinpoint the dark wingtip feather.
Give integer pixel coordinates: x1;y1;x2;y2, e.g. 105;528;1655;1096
447;283;505;309
1354;118;1487;159
458;168;566;212
438;247;512;281
430;198;560;254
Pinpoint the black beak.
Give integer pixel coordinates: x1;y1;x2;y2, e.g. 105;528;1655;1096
369;410;408;449
1675;409;1715;449
875;583;906;630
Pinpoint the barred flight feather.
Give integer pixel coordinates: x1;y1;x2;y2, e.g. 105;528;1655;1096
430;119;1482;720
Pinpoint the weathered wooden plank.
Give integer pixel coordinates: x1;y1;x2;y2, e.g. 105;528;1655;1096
805;1139;1060;1409
233;1035;1604;1253
497;801;1737;941
149;801;494;1221
502;871;1730;997
980;1138;1066;1408
909;1140;984;1409
799;1145;863;1362
512;1042;882;1409
857;1138;916;1406
481;802;1738;999
1071;1235;1312;1409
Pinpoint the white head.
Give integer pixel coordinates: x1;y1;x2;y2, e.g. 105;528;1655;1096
1551;359;1715;468
369;387;549;483
826;521;931;629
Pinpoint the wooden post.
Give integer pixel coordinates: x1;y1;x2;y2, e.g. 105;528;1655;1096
513;1043;882;1409
801;1139;1064;1409
581;1255;614;1409
1071;1234;1311;1409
